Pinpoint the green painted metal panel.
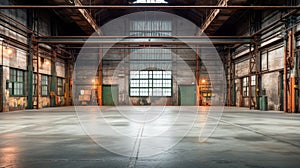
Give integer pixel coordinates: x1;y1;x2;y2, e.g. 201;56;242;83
102;85;118;106
179;85;196;106
260;96;268;111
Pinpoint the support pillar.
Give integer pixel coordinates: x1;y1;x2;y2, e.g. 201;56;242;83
97;46;103;106
196;48;200;106
65;59;72;106
284;33;288;112
227;49;233;106
50;48;57;107
27;9;34;109
287;29;296;112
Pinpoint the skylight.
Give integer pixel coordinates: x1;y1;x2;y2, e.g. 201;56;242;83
133;0;168;4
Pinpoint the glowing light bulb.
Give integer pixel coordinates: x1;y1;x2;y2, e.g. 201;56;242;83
45;60;50;65
201;79;206;83
6;48;13;55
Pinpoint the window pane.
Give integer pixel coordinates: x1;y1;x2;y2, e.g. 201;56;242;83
17;71;23;82
41;75;49;96
140;88;148;96
153;71;162;78
153;88;162;96
163;80;171;87
130;71;139;79
140;71;148;79
153;80;162;87
140;80;148;87
130;80;139;87
163;71;172;79
58;88;63;95
251;75;256;86
163;88;172;96
130;88;139;96
9;69;24;96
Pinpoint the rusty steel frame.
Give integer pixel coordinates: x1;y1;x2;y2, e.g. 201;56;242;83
248;39;259;109
199;0;229;34
0;5;300;9
36;35;252;45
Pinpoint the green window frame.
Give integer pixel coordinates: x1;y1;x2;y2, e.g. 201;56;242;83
129;70;172;97
41;75;49;96
9;68;24;96
242;76;256;98
57;78;64;96
33;73;37;96
242;77;249;97
251;75;256;97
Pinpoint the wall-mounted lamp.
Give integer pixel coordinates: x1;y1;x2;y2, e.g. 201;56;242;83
1;40;15;57
201;79;206;83
45;60;50;65
6;47;13;55
41;57;50;65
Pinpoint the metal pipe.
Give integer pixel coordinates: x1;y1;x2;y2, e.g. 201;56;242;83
63;46;218;49
0;5;300;9
37;40;250;45
38;35;251;39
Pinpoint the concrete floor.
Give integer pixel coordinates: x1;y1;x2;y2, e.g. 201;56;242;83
1;106;300;168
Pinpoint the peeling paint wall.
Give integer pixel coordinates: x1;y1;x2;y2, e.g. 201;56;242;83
262;72;280;110
0;0;68;111
232;8;289;110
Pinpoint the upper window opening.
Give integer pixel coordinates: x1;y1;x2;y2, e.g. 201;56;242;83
133;0;168;4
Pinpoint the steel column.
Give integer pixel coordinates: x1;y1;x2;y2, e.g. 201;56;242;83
0;5;300;9
97;46;103;106
284;33;288;112
64;59;72;106
50;48;57;107
27;9;34;109
196;47;200;106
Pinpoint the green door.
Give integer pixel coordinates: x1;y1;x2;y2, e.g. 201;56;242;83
179;85;196;106
102;85;118;106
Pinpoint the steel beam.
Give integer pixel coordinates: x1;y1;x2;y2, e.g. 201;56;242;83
196;47;200;106
27;9;34;110
198;0;229;34
73;0;101;35
36;36;252;45
0;5;300;9
284;34;288;112
50;48;57;107
98;46;103;106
